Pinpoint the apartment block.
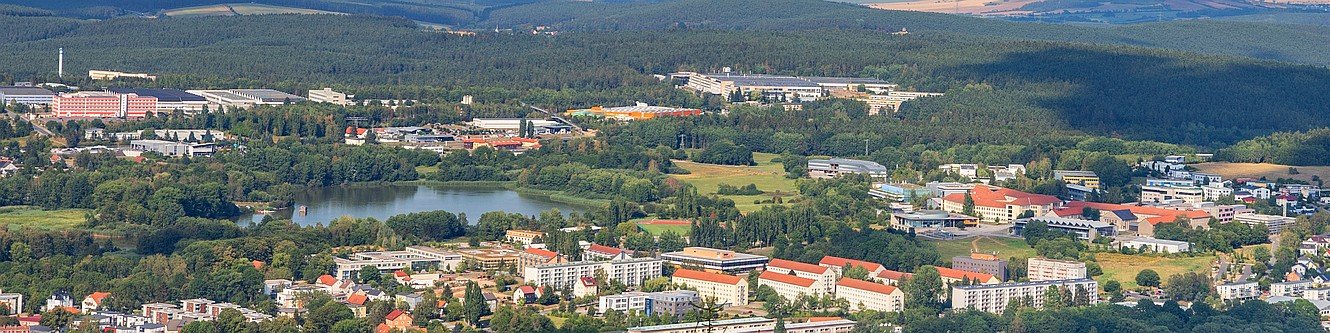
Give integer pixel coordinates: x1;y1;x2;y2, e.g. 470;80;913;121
951;253;1008;281
1270;280;1313;297
597;290;699;317
758;270;821;301
524;258;662;289
670;269;748;306
951;279;1099;314
835;278;903;313
765;259;837;295
1216;281;1259;301
1026;257;1087;281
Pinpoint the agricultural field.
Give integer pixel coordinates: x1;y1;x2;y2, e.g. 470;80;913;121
1095;252;1217;289
163;3;341;17
1191;162;1330;183
670;152;802;214
0;206;90;231
932;236;1036;263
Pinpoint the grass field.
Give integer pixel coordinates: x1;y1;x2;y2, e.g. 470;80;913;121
164;3;341;17
632;218;693;235
1095;252;1216;289
932;236;1036;263
0;206;89;231
1191;162;1330;183
671;152;801;213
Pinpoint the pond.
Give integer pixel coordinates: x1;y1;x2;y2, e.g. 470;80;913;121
245;183;586;226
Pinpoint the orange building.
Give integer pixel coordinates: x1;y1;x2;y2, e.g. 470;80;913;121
566;103;702;121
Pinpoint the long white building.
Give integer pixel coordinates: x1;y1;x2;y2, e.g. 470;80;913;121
835;278;903;313
765;259;837;295
1026;257;1087;281
951;279;1099;314
524;257;663;289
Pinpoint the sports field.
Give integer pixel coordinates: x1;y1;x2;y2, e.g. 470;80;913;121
670;152;801;213
0;206;89;231
932;236;1036;263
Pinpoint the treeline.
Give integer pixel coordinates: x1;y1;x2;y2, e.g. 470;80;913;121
1217;128;1330;166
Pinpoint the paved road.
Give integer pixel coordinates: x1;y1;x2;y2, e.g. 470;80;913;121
28;118;54;136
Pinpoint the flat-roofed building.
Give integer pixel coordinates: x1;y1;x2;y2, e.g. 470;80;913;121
765;259;836;295
333;246;462;280
804;76;897;92
0;292;21;315
835;278;903;313
670;269;748;306
457;248;520;270
1053;170;1101;190
232;89;306;105
1234;213;1296;234
1270;280;1313;297
1216;281;1259;301
89;70;156;81
187;89;304;108
598;291;700;318
807;158;888;180
469;118;559;131
684;73;824;102
1013;217;1116;240
737;318;856;333
108;88;207;112
0;86;55;105
1114;237;1191;254
308;88;352;106
525;258;662;289
758;270;821;301
871;183;928;202
130;140;215;157
662;247;769;274
505;229;545;245
567;102;702;121
1026;257;1087;281
627;317;771;333
1141;185;1205;204
952;252;1008;281
54;91;158;118
951;279;1098;314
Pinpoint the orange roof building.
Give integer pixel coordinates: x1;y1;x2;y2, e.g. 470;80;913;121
1060;201;1211;237
836;277;904;312
670;269;748;306
758;270;820;301
940;185;1060;223
819;256;885;276
935;266;1000;285
875;269;913;285
766;259;836;294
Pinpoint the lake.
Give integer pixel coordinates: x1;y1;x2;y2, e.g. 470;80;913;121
246;183;585;226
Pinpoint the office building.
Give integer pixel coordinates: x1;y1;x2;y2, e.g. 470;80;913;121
505;230;545;245
108;88;207;112
308;88;352;105
0;86;55;105
1216;281;1259;301
1270;280;1313;297
1140;185;1205;204
807;158;888;180
1026;257;1087;281
1115;237;1191;254
457;248;520;270
871;183;928;202
835;278;903;313
951;279;1098;314
661;247;769;274
332;246;462;280
1053;170;1101;190
88;70;156;81
952;253;1008;281
940;185;1060;223
54;91;158;118
524;257;662;289
670;269;748;306
889;210;979;231
597;291;700;317
130;140;215;157
566;102;702;121
1234;213;1296;234
765;259;837;295
1012;217;1116;240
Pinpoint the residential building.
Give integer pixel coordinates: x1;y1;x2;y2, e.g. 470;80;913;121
518;248;565;273
758;270;822;301
505;229;545;245
0;86;55;106
130;140;215;157
1301;234;1330;256
332;246;462;280
818;256;885;279
523;258;663;289
107;88;207;112
1216;281;1260;301
661;247;770;274
54;91;158;118
937;164;979;179
952;253;1008;281
1270;280;1313;297
44;291;74;311
573;276;598;298
940;185;1060;223
1054;170;1101;190
874;270;913;286
951;279;1099;314
81;292;110;313
88;70;156;81
935;266;1001;286
0;292;21;315
1012;217;1116;240
583;243;632;261
626;317;772;333
1115;237;1191;254
597;291;700;317
670;269;748;306
1140;185;1205;204
889;210;979;231
765;259;837;295
456;248;520;270
512;285;543;304
741;318;856;333
1234;213;1296;234
1026;257;1087;281
1202;184;1234;201
308;88;352;106
379;309;413;333
566;102;702;121
807;158;888;180
835;278;903;313
1305;287;1330;301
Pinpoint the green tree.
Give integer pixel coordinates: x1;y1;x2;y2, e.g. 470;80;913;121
330;319;372;333
463;281;488;325
902;266;944;310
1136;269;1161;288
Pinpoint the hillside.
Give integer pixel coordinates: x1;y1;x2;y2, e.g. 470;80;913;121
1;14;1328;147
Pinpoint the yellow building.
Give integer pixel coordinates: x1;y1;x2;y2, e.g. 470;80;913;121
566;103;701;121
1053;170;1101;190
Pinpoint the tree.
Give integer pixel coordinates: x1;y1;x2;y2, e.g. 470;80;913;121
40;307;75;331
1164;272;1212;302
774;317;787;333
330;319;372;333
1136;269;1161;288
902;266;943;310
962;193;976;217
1043;286;1066;310
305;301;353;333
463;281;488;325
357;265;382;284
1081;207;1100;221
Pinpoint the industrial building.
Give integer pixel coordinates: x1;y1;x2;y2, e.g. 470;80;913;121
54;91;158;118
566;102;702;121
661;247;770;274
0;86;55;106
684;73;825;101
308;88;353;105
807;158;888;180
89;70;156;81
188;89;306;108
108;88;208;112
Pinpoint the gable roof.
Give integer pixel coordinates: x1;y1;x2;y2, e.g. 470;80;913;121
672;268;742;285
935;266;998;283
346;293;368;306
1063;201;1208;222
819;256;883;272
517;285;538;295
86;292;110;304
317;275;337;286
524;248;559;259
942;185;1060;209
385;309;407;321
758;270;817;287
587;243;625;256
876;269;913;281
768;258;829;274
836;277;899;295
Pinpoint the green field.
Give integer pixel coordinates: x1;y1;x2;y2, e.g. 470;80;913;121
671;152;801;213
0;206;90;231
1095;252;1216;289
932;236;1036;263
637;223;692;235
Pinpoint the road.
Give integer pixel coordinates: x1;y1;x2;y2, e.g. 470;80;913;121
28;117;54;136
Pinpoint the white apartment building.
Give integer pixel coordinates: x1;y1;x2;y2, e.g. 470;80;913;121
671;269;748;306
765;259;837;295
1026;257;1087;281
1141;185;1205;204
1234;213;1295;234
1202;184;1234;201
1116;237;1191;254
835;278;903;313
524;258;663;289
1216;281;1260;301
308;88;353;106
1304;287;1330;301
758;270;820;301
1270;280;1313;297
951;279;1099;314
597;290;700;317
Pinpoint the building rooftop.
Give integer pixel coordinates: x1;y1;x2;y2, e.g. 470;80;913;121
836;277;899;295
1117;236;1190;247
952;278;1095;290
1054;170;1099;178
232;89;306;103
628;317;771;332
671;268;742;285
664;247;767;261
808;158;888;174
943;185;1060;208
802;76;891;85
819;256;883;273
767;258;829;274
935;266;997;283
759;270;816;287
1018;216;1113;229
108;88;205;102
706;73;821;88
0;86;55;96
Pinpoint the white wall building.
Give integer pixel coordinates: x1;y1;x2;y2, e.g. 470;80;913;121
1216;281;1260;301
1026;257;1087;281
951;279;1099;314
524;258;663;290
835;278;903;313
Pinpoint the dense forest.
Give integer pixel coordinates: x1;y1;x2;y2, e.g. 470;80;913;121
2;14;1329;147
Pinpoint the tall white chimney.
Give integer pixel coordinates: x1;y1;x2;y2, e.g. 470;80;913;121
58;48;64;77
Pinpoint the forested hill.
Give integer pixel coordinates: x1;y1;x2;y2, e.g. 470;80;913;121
3;14;1328;147
480;0;1330;65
